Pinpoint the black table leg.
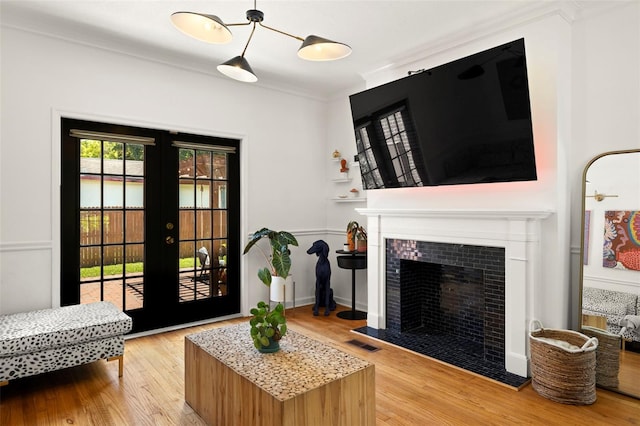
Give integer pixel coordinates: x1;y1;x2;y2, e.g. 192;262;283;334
337;265;367;320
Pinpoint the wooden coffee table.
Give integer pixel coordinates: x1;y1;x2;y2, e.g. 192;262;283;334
185;323;375;426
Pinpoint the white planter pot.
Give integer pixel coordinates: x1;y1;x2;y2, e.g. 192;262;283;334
270;276;286;302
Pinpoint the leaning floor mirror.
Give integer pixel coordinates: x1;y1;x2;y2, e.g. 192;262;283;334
579;149;640;398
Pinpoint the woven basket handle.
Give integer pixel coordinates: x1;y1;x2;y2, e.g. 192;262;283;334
529;319;544;333
581;336;598;350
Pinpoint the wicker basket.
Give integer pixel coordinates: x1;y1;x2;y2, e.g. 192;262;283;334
529;320;598;405
581;325;621;389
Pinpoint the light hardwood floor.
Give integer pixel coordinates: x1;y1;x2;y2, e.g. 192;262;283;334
1;305;638;425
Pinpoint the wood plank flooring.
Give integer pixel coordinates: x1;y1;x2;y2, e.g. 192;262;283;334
1;305;639;425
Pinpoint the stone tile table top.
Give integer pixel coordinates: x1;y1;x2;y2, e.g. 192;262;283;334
186;322;371;401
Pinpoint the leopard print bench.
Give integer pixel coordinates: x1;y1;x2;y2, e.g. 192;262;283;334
0;301;132;386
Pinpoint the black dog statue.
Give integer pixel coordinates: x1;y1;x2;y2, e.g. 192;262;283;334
307;240;336;316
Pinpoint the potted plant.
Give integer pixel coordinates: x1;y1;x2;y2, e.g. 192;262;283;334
243;227;298;286
347;221;366;252
243;228;298;352
249;301;287;352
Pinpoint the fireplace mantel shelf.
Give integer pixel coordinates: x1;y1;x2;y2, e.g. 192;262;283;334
355;208;553;220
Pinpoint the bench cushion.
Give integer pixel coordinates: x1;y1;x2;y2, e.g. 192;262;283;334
0;302;132;357
0;335;124;382
582;287;637;316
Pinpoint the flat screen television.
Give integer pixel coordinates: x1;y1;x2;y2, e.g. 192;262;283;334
349;38;537;189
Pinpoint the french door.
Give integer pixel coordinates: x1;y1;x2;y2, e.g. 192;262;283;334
61;118;240;332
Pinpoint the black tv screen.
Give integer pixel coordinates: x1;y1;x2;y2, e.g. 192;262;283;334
349;38;537;189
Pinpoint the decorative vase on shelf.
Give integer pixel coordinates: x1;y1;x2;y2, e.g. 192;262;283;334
346;221;359;252
347;231;356;251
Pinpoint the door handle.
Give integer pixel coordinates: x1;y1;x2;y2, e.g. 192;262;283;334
165;236;175;245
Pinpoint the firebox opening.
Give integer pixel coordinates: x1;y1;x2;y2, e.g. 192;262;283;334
400;260;485;357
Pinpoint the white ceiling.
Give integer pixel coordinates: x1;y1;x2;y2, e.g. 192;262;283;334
0;1;622;98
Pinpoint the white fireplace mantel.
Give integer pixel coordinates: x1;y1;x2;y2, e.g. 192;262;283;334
355;207;554;377
355;208;553;220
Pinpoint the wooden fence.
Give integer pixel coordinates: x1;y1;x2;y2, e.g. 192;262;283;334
80;210;221;267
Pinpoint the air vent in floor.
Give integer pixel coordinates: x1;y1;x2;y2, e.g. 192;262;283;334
347;339;380;352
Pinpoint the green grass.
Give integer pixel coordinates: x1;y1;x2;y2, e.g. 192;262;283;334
80;257;196;279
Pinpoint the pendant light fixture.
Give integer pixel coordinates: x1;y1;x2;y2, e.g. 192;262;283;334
171;1;351;83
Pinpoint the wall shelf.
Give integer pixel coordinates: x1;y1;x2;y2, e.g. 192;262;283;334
332;197;366;203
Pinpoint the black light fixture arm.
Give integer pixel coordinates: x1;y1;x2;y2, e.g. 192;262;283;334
258;22;304;42
241;22;258;57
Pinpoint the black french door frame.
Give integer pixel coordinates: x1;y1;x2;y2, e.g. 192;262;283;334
60;118;241;332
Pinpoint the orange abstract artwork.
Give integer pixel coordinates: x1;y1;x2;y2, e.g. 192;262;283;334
603;210;640;271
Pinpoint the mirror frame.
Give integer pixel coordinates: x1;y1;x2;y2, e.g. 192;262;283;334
578;148;640;399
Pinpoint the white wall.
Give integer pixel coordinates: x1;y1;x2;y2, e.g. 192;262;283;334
325;2;640;329
0;25;327;315
2;2;639;327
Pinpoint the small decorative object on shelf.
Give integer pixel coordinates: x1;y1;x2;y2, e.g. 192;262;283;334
332;149;341;159
350;187;359;197
340;158;349;173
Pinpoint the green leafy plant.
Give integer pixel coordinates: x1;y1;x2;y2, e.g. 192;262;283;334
242;228;298;286
249;301;287;350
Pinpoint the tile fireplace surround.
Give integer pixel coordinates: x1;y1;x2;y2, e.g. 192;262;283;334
355;208;553;378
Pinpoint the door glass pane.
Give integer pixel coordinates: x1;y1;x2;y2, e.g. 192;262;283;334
213;181;226;209
126;178;143;208
104;141;123;175
180;210;195;240
197;210;212;239
104;211;123;244
77;137;146;312
213;153;227;179
125;244;144;276
104;245;124;278
125;244;143;310
178;148;228;303
125;144;144;176
125;211;144;243
213;210;227;239
80;174;100;208
196;181;210;208
105;176;124;208
103;279;124;308
80;246;101;283
196;150;211;178
179;149;195;178
179;179;195;208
